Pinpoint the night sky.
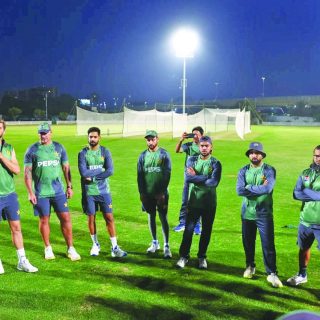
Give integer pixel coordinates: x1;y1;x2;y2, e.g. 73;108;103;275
1;0;320;103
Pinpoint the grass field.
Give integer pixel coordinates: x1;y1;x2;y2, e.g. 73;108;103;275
0;124;319;320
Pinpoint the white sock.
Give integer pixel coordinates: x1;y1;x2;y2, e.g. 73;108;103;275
164;243;169;248
110;237;117;249
17;248;26;262
91;234;98;244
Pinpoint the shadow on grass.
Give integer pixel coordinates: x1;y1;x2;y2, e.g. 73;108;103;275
85;295;194;320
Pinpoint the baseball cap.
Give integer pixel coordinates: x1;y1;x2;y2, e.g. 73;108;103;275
144;130;158;138
245;141;266;158
38;122;51;134
199;135;212;145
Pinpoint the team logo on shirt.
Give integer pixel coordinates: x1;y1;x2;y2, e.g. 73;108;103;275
146;167;161;173
37;160;60;167
261;175;267;182
54;151;60;158
4;150;11;157
100;156;104;162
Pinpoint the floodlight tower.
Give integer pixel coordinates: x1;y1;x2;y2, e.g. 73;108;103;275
261;76;266;97
171;28;199;114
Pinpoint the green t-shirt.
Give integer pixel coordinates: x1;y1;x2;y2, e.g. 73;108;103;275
188;157;217;209
137;147;171;196
0;142;15;196
24;141;68;198
299;168;320;226
243;165;273;220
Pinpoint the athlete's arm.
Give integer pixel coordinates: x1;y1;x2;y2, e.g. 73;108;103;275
236;167;253;197
137;153;146;194
175;132;187;153
24;165;37;205
94;149;113;180
302;188;320;201
0;148;20;175
245;167;275;195
62;163;73;198
293;176;314;201
78;150;104;179
204;160;222;188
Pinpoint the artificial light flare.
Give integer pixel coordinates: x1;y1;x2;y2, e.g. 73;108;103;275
171;28;199;58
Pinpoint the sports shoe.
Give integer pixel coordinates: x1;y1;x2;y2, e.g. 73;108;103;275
243;266;255;278
199;258;207;269
287;273;308;286
173;222;185;232
176;257;188;268
0;259;4;274
147;240;160;253
163;245;172;259
17;259;38;273
44;246;55;260
111;246;127;258
67;246;81;261
90;243;100;256
267;273;283;288
194;223;201;235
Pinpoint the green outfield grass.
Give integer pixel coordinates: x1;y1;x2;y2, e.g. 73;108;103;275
0;124;319;320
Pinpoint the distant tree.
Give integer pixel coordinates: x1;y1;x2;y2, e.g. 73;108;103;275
33;108;46;120
8;107;22;120
58;112;68;120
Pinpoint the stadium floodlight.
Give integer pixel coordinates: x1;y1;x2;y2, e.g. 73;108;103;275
171;27;199;114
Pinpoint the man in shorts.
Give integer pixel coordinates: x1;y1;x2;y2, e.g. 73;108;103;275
0;120;38;273
287;145;320;286
78;127;127;258
24;122;80;261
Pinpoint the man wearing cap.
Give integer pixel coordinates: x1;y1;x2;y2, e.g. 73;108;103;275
0;120;38;274
176;136;221;270
236;141;282;287
24;122;81;261
137;130;172;258
287;145;320;286
173;126;204;235
78;126;127;258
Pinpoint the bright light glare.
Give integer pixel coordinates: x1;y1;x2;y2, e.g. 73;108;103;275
171;28;199;58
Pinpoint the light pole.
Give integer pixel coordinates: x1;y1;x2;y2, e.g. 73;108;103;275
44;90;51;120
214;82;220;101
261;76;266;97
171;28;199;114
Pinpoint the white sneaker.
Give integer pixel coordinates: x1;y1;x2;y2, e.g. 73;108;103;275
163;245;172;259
111;246;127;258
67;247;81;261
0;259;4;274
90;243;100;256
267;273;283;288
17;259;38;273
44;246;55;260
176;257;188;268
147;240;160;253
287;273;308;286
199;258;207;269
243;266;255;278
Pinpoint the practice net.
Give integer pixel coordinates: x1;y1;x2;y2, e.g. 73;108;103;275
77;106;251;139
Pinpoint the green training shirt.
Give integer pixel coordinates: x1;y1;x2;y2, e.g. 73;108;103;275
24;141;68;198
0;142;15;196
